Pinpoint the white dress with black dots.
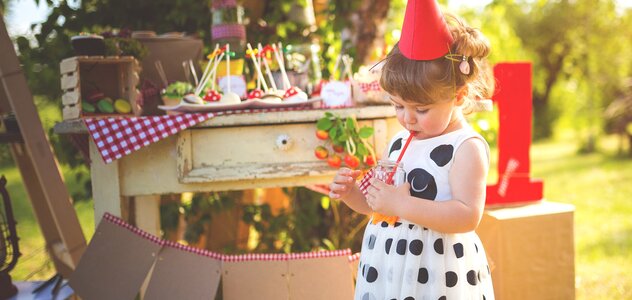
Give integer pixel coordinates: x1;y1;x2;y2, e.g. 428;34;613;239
355;127;495;300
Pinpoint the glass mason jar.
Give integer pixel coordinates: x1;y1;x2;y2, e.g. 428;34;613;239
374;160;405;186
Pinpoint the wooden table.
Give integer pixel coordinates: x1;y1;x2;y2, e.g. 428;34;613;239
55;106;401;236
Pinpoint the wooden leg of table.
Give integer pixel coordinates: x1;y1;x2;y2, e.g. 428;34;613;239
133;195;162;237
133;195;160;300
89;140;124;226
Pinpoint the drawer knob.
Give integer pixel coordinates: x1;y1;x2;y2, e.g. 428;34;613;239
276;134;293;151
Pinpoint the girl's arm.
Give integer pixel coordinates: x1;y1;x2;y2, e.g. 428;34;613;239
391;138;488;233
341;184;372;215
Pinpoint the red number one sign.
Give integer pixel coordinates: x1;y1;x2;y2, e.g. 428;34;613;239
486;63;543;205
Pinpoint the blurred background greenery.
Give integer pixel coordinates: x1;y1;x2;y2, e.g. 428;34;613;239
1;0;632;299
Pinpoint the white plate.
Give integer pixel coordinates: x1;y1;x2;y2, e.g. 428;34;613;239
158;101;250;113
158;97;321;113
249;97;322;109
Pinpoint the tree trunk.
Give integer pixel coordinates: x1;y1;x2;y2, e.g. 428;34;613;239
349;0;391;65
533;42;570;140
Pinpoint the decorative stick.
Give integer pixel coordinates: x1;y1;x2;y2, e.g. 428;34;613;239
154;60;168;87
247;43;269;92
259;43;278;91
189;59;199;86
277;42;285;65
196;52;224;96
256;53;261;90
182;61;191;84
226;44;231;93
195;44;219;94
271;44;291;90
211;53;224;91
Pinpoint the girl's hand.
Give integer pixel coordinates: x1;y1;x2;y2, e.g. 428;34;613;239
366;179;411;216
329;168;363;199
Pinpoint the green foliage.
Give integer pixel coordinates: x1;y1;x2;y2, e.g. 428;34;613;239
103;37;148;59
160;192;241;245
242;187;367;253
163;82;194;99
495;0;632;143
317;112;376;167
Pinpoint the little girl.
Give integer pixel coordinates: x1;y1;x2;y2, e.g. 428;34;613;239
329;1;495;299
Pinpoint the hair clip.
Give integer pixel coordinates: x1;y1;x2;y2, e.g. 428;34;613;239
444;54;470;75
459;56;470;75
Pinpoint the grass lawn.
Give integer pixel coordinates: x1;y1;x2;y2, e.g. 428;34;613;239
530;136;632;299
1;134;630;299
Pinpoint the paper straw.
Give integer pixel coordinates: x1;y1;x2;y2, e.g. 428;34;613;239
259;43;278;91
247;43;268;92
271;44;291;90
386;131;416;184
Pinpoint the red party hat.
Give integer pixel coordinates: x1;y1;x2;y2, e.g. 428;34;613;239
399;0;454;60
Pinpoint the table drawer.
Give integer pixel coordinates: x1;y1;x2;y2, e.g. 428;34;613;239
176;120;388;183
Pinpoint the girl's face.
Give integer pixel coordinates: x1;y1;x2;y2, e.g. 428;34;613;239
389;94;461;140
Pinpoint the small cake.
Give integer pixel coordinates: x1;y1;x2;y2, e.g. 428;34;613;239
283;87;308;103
261;91;283;103
204;90;222;102
182;94;204;105
247;89;264;100
220;92;241;104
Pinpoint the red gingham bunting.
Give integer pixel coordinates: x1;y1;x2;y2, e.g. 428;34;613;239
359;80;382;93
102;213;355;265
84;113;214;164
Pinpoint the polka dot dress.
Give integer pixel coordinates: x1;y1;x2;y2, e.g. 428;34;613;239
355;128;494;300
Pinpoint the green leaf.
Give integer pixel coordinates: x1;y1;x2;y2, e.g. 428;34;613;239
345;117;355;131
317;117;333;130
325;112;333;117
329;127;338;140
358;127;374;139
338;133;348;143
357;143;367;156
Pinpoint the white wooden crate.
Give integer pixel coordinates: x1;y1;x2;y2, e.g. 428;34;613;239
59;56;140;119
